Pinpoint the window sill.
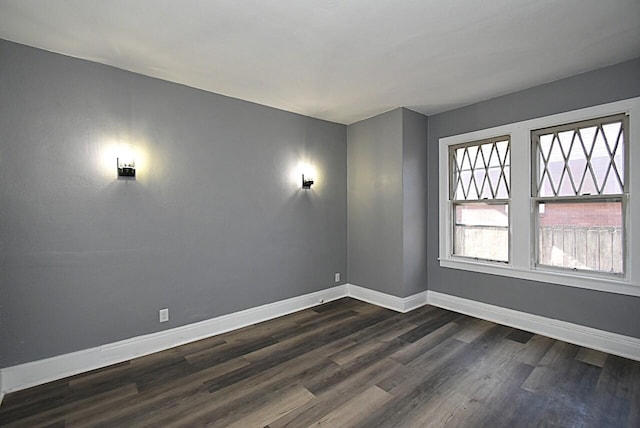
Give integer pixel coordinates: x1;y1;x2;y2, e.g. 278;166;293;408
439;257;640;297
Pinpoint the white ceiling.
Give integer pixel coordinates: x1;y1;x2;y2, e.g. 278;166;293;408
1;0;639;124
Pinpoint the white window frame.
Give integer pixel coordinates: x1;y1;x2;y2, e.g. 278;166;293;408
438;96;640;297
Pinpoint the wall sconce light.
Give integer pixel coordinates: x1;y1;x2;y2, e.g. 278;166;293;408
302;174;314;189
117;157;136;178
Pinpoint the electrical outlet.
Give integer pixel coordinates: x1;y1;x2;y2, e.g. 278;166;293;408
159;308;169;323
334;272;341;283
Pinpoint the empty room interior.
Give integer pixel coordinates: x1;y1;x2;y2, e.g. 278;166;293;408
1;1;640;426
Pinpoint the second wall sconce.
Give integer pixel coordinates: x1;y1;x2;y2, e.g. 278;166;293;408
117;157;136;179
302;174;314;189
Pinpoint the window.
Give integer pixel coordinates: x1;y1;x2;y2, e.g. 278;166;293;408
438;97;640;297
450;137;510;262
532;115;627;275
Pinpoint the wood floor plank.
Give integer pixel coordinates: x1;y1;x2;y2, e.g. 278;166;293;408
307;385;391;427
505;328;535;344
40;421;65;428
311;297;364;313
397;310;461;343
2;384;138;428
587;391;631;428
184;335;278;369
412;388;473;427
0;378;69;413
390;320;464;366
576;347;609;367
124;337;356;426
433;360;534;427
329;319;417;366
219;309;316;344
240;310;362;364
2;298;638;427
631;363;640;428
64;357;249;427
356;326;517;427
376;336;467;393
305;339;406;396
0;383;70;426
67;361;131;387
521;341;582;393
269;357;404;428
202;312;386;394
513;333;555;366
347;311;417;344
140;359;333;427
452;318;495;343
271;310;361;342
225;385;315;428
595;354;635;399
398;304;446;324
171;335;227;355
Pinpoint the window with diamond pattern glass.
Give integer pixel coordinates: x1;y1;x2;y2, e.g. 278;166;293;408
532;114;627;274
450;137;510;262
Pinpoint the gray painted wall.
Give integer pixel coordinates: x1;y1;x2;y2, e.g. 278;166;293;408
402;109;428;297
347;109;404;295
347;108;428;297
427;57;640;338
0;40;347;368
2;36;638;371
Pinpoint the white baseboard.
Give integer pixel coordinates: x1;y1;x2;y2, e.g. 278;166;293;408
402;290;430;312
3;285;637;398
427;290;640;362
347;283;427;313
0;285;348;396
0;283;429;396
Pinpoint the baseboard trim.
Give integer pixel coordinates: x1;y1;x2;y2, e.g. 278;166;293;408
426;290;640;362
4;285;636;397
0;283;428;396
0;285;348;396
347;283;427;313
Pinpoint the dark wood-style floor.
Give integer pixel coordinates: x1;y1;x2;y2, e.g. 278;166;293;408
1;298;638;427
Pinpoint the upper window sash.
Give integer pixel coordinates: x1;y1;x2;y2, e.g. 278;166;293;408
531;114;628;198
449;136;511;202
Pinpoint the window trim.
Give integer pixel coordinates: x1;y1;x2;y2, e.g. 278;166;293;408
438;96;640;297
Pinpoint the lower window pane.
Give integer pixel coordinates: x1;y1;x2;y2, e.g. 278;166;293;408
454;203;509;262
537;201;623;274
